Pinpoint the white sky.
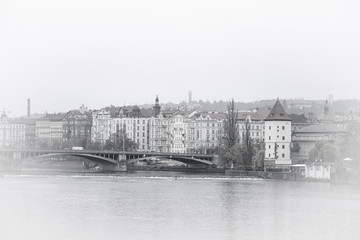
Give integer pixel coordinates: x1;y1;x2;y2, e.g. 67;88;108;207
1;0;360;116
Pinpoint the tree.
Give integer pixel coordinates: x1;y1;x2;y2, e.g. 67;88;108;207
340;123;360;160
308;141;338;163
220;144;243;168
252;150;265;171
220;99;240;168
104;124;138;151
242;119;254;167
222;99;239;149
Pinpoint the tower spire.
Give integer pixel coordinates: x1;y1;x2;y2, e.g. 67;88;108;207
153;95;161;117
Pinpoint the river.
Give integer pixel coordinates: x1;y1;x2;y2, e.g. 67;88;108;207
0;171;359;240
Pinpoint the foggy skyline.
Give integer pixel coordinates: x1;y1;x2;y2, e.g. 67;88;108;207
1;0;359;117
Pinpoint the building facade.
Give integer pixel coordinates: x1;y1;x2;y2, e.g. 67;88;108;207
35;113;67;148
186;112;225;154
264;100;292;168
63;110;92;148
112;106;153;151
291;124;347;162
91;109;111;145
0;113;26;148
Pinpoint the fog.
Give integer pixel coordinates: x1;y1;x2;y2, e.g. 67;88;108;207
1;0;360;116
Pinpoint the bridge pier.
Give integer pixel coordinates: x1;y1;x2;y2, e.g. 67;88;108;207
11;151;22;170
116;154;127;172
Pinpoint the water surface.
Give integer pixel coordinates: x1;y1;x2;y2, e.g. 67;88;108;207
0;172;359;240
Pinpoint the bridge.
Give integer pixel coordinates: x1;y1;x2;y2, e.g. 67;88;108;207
0;149;216;172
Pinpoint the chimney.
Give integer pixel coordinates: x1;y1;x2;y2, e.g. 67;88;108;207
27;98;30;117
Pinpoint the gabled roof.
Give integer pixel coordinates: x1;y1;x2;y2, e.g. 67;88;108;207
265;100;291;121
191;112;226;120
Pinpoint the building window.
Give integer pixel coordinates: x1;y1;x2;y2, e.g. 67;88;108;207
282;145;285;149
269;145;271;149
269;126;271;130
282;136;285;140
269;136;271;140
269;154;271;157
282;154;285;158
282;126;285;130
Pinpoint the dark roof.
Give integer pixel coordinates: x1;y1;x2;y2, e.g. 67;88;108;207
294;124;347;133
256;109;271;120
161;109;180;118
140;108;154;117
42;113;67;121
265;100;291;121
191;112;226;120
9;117;38;125
118;106;154;118
289;114;308;124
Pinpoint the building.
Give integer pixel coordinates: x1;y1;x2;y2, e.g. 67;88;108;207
264;100;292;168
35;113;67;148
170;110;196;153
10;117;38;148
112;106;153;151
149;109;175;153
0;112;26;148
291;124;347;162
91;109;111;145
289;114;310;133
236;109;270;144
63;109;92;148
186;112;225;154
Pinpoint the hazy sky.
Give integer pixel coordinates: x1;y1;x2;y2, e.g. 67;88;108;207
1;0;359;117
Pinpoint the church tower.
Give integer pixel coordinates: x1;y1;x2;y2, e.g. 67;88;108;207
324;99;329;115
264;99;292;169
153;95;161;117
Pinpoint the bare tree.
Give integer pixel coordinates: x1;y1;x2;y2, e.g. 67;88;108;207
242;119;254;168
220;99;240;168
223;99;239;149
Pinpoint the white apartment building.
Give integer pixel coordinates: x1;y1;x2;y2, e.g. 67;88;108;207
149;111;174;153
171;113;188;153
0;113;26;148
35;113;66;145
186;112;225;154
236;109;270;144
264;100;292;168
91;109;111;144
112;116;150;151
110;106;153;151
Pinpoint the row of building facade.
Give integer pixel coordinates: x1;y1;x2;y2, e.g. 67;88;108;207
1;97;358;167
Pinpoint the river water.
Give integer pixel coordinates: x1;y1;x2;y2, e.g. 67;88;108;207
0;171;359;240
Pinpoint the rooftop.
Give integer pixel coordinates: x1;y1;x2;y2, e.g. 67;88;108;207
294;124;347;133
265;100;291;121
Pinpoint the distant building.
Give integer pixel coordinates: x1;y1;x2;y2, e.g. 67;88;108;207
35;113;67;148
291;124;347;162
264;100;292;169
0;112;26;148
236;109;270;144
149;109;175;152
186;112;225;154
63;109;92;148
289;114;309;133
171;110;197;153
112;106;153;151
91;109;111;145
10;117;38;148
